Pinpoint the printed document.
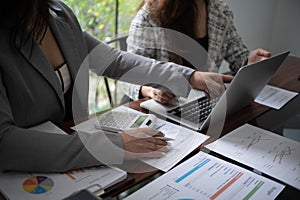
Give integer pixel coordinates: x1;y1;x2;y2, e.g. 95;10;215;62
0;166;127;200
125;151;284;200
74;106;209;172
206;124;300;190
0;118;127;200
142;118;209;171
255;85;298;109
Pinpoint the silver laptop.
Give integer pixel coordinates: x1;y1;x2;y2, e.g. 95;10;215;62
140;51;290;131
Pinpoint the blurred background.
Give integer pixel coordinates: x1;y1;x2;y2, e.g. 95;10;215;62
64;0;300;113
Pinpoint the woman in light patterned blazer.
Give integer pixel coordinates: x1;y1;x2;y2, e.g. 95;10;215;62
122;0;270;104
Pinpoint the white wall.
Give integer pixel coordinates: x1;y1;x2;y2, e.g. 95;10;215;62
224;0;300;57
270;0;300;56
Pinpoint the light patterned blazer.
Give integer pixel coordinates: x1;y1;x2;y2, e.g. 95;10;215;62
123;0;249;101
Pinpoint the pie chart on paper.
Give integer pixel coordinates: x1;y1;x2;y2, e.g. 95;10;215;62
22;176;54;194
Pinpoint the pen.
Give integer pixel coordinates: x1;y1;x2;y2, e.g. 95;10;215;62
153;123;174;141
154;136;175;141
155;123;166;130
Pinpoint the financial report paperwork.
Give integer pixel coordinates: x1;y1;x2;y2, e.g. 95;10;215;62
142;118;209;171
0;166;127;200
74;106;209;172
206;124;300;190
125;151;284;200
255;85;298;109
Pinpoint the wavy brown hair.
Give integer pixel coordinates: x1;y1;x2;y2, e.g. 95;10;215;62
138;0;198;38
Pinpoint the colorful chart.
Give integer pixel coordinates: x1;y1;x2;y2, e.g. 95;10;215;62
22;176;54;194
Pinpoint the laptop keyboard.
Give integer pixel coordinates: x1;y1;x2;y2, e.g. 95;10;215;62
167;96;219;124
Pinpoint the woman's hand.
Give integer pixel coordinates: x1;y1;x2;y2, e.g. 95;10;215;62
141;86;176;104
189;71;233;98
248;48;271;65
120;128;171;160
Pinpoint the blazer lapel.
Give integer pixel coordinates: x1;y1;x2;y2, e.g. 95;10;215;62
16;31;65;108
49;13;89;117
49;15;83;84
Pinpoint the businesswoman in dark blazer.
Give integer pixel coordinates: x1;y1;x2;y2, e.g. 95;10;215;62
0;0;232;172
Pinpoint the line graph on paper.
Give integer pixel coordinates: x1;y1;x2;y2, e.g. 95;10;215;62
229;130;298;171
262;143;296;169
272;146;295;164
231;131;272;157
206;124;300;189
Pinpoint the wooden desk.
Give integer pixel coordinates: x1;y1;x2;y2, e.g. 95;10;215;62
0;57;298;200
219;55;300;135
102;56;300;199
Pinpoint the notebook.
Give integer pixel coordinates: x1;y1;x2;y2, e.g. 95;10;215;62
141;51;290;131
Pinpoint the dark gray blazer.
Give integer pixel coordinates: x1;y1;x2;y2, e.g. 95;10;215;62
0;1;194;172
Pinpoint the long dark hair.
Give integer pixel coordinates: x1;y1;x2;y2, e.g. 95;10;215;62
0;0;52;45
138;0;198;38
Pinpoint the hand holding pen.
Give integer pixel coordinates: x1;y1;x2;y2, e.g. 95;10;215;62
153;123;175;141
120;127;172;160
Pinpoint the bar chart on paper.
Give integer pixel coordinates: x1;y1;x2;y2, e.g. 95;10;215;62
125;151;284;200
206;124;300;190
